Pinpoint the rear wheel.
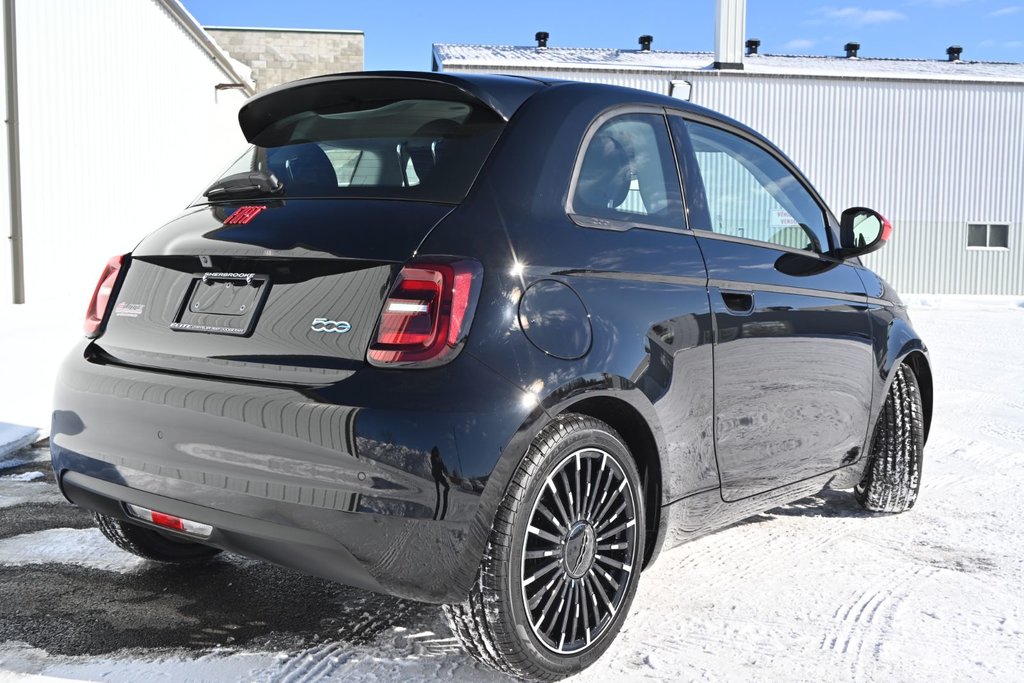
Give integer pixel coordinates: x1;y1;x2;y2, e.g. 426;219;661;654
855;364;925;513
444;414;645;680
95;513;222;563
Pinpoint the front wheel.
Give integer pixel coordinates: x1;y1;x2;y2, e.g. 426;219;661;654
444;414;645;680
855;364;925;513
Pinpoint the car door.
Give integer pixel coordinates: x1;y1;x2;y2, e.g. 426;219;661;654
669;115;874;501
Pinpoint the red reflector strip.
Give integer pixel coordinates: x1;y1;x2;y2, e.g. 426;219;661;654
125;503;213;538
150;511;185;532
223;205;267;225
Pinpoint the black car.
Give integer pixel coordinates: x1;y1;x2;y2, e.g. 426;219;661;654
52;72;931;680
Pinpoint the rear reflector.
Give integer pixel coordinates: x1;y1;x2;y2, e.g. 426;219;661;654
368;258;482;368
125;503;213;538
84;254;126;337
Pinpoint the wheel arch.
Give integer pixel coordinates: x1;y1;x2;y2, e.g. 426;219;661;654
545;386;668;570
901;350;933;445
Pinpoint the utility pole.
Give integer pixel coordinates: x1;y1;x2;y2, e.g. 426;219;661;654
4;0;25;303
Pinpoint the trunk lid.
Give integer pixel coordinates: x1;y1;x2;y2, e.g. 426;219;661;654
97;199;453;383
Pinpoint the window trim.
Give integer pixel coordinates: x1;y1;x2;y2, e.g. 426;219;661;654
667;110;840;256
565;105;692;235
966;221;1010;251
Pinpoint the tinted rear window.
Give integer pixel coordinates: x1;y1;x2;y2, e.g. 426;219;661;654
205;98;504;204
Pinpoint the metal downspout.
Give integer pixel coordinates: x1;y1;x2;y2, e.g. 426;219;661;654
4;0;23;303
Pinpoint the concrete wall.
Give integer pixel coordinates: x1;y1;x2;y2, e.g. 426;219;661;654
207;27;364;91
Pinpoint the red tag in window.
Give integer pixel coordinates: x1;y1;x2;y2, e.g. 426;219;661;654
224;205;266;225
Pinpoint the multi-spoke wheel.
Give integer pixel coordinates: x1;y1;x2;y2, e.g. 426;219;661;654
522;448;639;653
443;414;645;681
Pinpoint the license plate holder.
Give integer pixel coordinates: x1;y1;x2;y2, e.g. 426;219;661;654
170;272;270;336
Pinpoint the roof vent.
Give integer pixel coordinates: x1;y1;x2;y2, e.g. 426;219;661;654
745;38;760;56
947;45;963;62
639;35;653;52
844;42;860;58
535;31;549;49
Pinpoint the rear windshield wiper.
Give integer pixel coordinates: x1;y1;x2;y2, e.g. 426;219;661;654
204;171;284;199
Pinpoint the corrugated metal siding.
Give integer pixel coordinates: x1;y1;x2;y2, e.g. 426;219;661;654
2;0;248;305
685;75;1024;294
446;63;1024;294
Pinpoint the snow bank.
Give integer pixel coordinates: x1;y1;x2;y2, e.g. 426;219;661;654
0;481;65;509
0;424;38;459
0;528;148;573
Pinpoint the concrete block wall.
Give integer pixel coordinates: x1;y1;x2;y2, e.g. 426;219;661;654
207;27;364;91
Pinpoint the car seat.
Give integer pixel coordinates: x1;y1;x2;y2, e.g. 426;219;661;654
267;143;338;195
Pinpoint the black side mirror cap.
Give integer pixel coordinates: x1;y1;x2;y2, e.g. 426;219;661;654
833;207;892;260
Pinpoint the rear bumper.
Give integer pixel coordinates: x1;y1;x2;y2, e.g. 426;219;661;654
51;341;533;603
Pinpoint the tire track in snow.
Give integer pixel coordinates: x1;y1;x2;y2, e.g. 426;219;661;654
264;600;442;682
273;641;353;683
820;566;936;681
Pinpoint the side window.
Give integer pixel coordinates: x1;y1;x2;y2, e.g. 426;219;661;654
571;113;684;230
685;121;829;253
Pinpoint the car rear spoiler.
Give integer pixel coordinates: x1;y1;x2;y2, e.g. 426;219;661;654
237;71;545;145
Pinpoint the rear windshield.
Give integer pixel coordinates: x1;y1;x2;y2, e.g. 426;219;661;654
202;98;505;204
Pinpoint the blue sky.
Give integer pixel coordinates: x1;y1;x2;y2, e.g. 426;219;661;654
184;0;1024;69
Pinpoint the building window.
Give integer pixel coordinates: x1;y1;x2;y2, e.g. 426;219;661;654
967;223;1010;249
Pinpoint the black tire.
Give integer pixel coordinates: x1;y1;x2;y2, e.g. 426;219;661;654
443;414;645;681
94;513;222;563
855;364;925;513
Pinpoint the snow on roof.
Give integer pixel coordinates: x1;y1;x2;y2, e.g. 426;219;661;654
433;43;1024;84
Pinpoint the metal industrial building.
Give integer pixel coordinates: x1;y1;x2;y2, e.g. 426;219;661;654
433;17;1024;294
2;0;253;306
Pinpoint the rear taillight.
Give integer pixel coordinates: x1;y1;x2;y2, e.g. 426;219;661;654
84;254;126;337
368;258;482;367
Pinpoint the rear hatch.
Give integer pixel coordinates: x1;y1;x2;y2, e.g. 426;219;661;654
98;200;453;383
94;74;538;383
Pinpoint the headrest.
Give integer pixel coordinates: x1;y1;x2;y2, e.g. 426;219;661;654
267;143;337;194
408;119;460;182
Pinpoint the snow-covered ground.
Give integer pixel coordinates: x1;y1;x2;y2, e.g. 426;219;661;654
1;296;1023;682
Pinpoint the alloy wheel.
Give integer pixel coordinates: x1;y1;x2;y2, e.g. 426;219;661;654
519;448;639;654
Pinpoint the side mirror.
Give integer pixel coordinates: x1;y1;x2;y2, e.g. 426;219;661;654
834;207;892;259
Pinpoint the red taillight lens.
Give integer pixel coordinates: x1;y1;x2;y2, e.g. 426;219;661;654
368;259;482;367
84;255;125;337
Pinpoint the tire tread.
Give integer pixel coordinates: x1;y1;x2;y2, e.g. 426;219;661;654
443;413;635;681
855;364;925;513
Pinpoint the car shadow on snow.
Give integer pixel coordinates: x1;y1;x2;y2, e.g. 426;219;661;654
733;487;878;527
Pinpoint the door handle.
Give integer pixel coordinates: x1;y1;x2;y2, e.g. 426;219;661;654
721;290;754;314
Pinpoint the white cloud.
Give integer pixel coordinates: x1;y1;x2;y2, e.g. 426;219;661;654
784;39;817;50
910;0;974;6
989;6;1022;16
818;7;908;26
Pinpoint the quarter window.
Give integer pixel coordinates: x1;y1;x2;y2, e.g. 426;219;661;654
571;113;684;230
967;223;1009;249
685;121;829;253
